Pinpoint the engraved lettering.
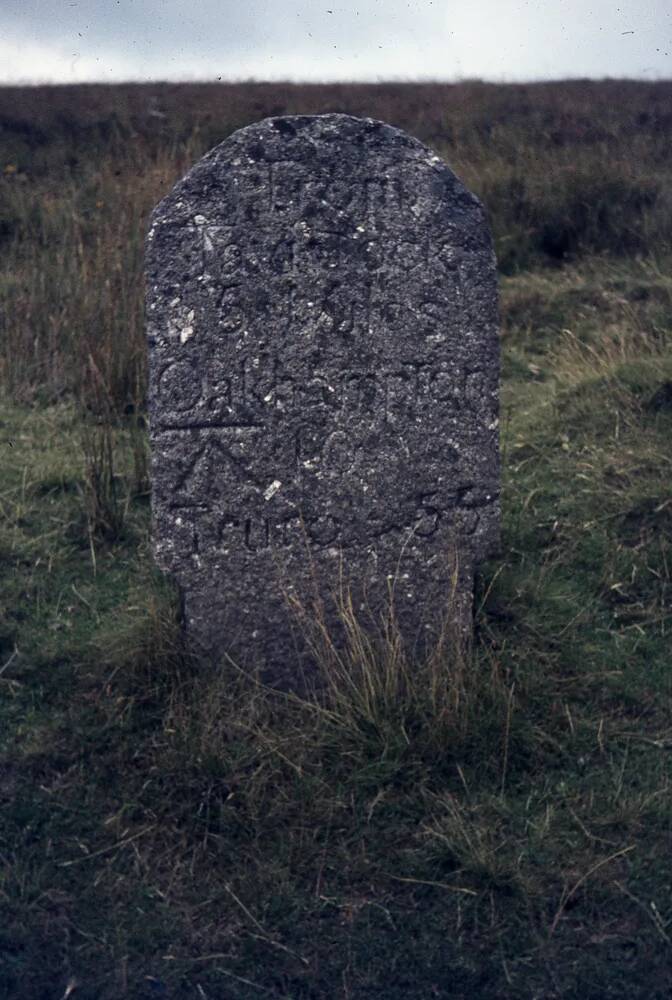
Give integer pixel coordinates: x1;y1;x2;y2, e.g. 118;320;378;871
306;515;340;546
385;369;417;421
322;430;356;474
295;426;325;462
269;161;306;214
414;493;442;537
269;238;296;276
365;175;404;222
158;360;203;411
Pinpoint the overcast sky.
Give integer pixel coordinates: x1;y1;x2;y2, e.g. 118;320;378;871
0;0;669;85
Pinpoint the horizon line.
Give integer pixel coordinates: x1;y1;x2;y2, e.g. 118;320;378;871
0;73;670;88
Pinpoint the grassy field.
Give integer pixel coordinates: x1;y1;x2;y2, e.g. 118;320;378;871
1;80;671;998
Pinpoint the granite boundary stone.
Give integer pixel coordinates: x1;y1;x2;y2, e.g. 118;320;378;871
145;113;500;697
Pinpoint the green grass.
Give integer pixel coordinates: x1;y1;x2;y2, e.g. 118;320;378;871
1;81;672;998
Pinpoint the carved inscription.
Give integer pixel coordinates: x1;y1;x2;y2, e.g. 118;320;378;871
155;358;489;429
168;496;462;558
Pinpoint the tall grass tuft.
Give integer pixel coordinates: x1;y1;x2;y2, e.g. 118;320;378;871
220;541;518;787
77;353;126;546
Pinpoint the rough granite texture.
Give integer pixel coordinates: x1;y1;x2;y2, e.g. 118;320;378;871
145;114;500;697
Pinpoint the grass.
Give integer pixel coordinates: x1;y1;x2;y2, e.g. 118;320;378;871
1;80;671;998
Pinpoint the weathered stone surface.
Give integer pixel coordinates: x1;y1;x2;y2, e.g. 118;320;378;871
146;113;500;696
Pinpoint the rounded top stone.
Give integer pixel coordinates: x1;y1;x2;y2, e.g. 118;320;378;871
145;112;500;691
148;113;485;236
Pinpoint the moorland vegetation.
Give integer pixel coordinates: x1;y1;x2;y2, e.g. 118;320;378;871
1;79;671;998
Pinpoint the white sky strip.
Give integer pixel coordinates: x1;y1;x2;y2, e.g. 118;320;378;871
0;0;669;84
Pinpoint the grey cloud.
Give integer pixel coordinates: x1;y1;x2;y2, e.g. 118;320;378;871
1;0;446;63
0;0;669;83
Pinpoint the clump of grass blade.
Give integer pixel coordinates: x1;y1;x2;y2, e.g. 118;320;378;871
262;543;516;781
